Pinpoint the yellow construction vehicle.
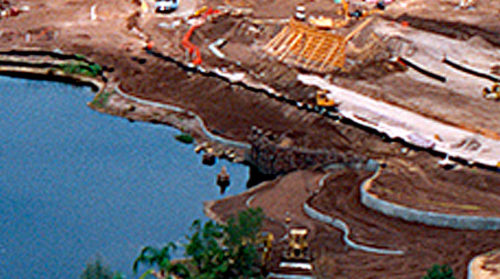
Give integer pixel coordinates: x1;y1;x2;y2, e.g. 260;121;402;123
192;5;207;17
338;0;349;19
285;228;309;260
483;83;500;100
257;232;274;265
316;89;337;107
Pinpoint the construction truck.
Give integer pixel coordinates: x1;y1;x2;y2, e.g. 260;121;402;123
316;89;337;107
155;0;178;13
483;83;500;101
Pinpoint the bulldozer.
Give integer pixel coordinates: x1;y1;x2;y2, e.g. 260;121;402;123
272;228;314;278
284;228;310;261
483;83;500;101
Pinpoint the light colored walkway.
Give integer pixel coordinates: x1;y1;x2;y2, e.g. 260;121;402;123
298;74;500;167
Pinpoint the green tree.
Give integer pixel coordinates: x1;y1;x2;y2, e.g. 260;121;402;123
184;220;227;278
81;259;124;279
222;207;264;278
133;243;190;279
423;264;455;279
133;208;266;279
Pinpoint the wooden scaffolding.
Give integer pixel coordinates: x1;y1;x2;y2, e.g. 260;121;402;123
264;19;347;73
263;18;375;73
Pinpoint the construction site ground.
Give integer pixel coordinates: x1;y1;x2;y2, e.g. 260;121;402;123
1;0;499;278
208;164;500;279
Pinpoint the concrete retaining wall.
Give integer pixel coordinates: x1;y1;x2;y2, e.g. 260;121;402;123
303;203;404;255
359;168;500;230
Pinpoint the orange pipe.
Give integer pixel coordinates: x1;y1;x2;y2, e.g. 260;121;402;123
180;8;220;65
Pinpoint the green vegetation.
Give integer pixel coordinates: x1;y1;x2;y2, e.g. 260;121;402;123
133;208;266;279
80;259;124;279
90;91;112;109
74;54;88;61
423;264;455;279
133;243;190;279
57;61;102;77
175;133;194;144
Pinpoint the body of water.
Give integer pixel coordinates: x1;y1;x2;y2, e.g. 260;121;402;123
0;76;249;278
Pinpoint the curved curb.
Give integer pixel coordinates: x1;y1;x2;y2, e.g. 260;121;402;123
360;168;500;230
303;203;404;255
113;84;251;150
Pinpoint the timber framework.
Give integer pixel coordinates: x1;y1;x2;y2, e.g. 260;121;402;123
264;19;346;73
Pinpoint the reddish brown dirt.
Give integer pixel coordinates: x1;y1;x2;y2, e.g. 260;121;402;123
385;0;500;40
2;1;500;278
309;168;500;279
370;155;500;216
210;168;500;279
141;1;500;136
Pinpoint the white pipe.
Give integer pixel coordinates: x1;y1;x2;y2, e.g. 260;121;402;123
90;4;97;21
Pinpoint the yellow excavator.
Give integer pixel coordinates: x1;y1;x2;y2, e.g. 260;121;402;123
483;83;500;101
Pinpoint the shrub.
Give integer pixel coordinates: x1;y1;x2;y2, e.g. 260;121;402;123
175;133;194;144
90;91;112;108
57;61;102;77
423;264;455;279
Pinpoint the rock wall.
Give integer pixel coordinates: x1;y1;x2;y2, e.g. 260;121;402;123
246;127;365;175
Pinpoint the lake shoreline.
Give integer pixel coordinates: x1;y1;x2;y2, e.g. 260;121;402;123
0;73;252;279
0;49;250;165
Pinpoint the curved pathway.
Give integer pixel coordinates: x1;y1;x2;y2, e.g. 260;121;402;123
298;74;500;168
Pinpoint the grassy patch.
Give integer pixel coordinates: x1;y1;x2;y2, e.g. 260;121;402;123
90;90;111;109
175;133;194;144
74;54;87;61
57;61;102;77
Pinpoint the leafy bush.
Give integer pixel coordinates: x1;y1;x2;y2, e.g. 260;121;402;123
175;133;194;144
423;264;455;279
57;61;102;77
90;91;111;109
134;208;266;279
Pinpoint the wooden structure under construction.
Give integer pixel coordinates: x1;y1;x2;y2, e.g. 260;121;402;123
263;18;374;73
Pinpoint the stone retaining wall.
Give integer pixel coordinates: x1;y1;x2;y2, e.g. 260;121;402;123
247;127;368;175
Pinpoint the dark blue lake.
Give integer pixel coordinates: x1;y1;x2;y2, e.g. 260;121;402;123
0;76;249;279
